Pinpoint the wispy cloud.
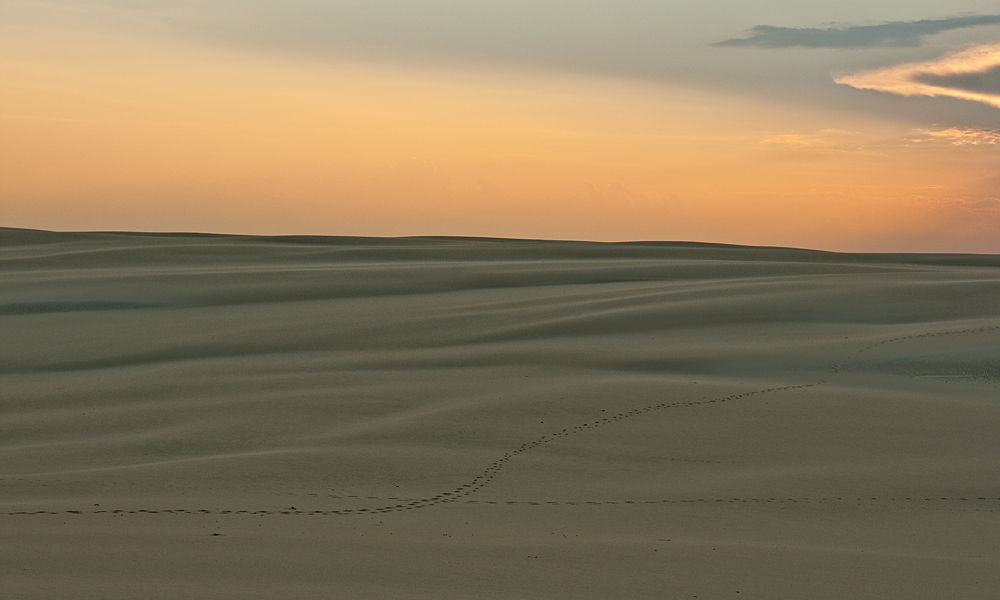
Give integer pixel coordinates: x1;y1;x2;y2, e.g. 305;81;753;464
921;128;1000;145
914;65;1000;94
835;44;1000;109
755;127;1000;155
715;16;1000;49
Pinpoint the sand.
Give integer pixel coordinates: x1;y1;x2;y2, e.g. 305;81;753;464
2;227;999;599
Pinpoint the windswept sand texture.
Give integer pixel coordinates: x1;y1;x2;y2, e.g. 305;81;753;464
2;228;1000;599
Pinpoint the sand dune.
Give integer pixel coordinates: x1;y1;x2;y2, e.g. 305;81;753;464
2;227;999;599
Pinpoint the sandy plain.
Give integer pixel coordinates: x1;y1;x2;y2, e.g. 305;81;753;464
1;227;999;599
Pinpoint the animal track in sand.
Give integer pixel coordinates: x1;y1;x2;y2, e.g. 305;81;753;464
832;324;1000;374
6;496;1000;517
4;322;999;518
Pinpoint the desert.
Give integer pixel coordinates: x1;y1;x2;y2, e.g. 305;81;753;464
2;227;999;598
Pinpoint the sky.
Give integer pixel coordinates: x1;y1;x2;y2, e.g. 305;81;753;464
3;1;1000;252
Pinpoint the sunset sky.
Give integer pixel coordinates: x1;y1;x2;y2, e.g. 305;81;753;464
4;1;1000;252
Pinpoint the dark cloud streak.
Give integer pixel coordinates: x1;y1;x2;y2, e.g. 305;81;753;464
915;65;1000;94
715;15;1000;49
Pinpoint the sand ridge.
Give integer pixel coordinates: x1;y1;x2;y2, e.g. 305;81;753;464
4;324;999;517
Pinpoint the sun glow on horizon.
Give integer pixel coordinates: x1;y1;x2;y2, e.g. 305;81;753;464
2;20;1000;252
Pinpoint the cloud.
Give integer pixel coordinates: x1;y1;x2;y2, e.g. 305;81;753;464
715;16;1000;49
914;65;1000;94
921;128;1000;145
835;44;1000;109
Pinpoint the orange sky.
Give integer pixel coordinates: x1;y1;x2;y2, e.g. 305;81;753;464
3;20;1000;252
